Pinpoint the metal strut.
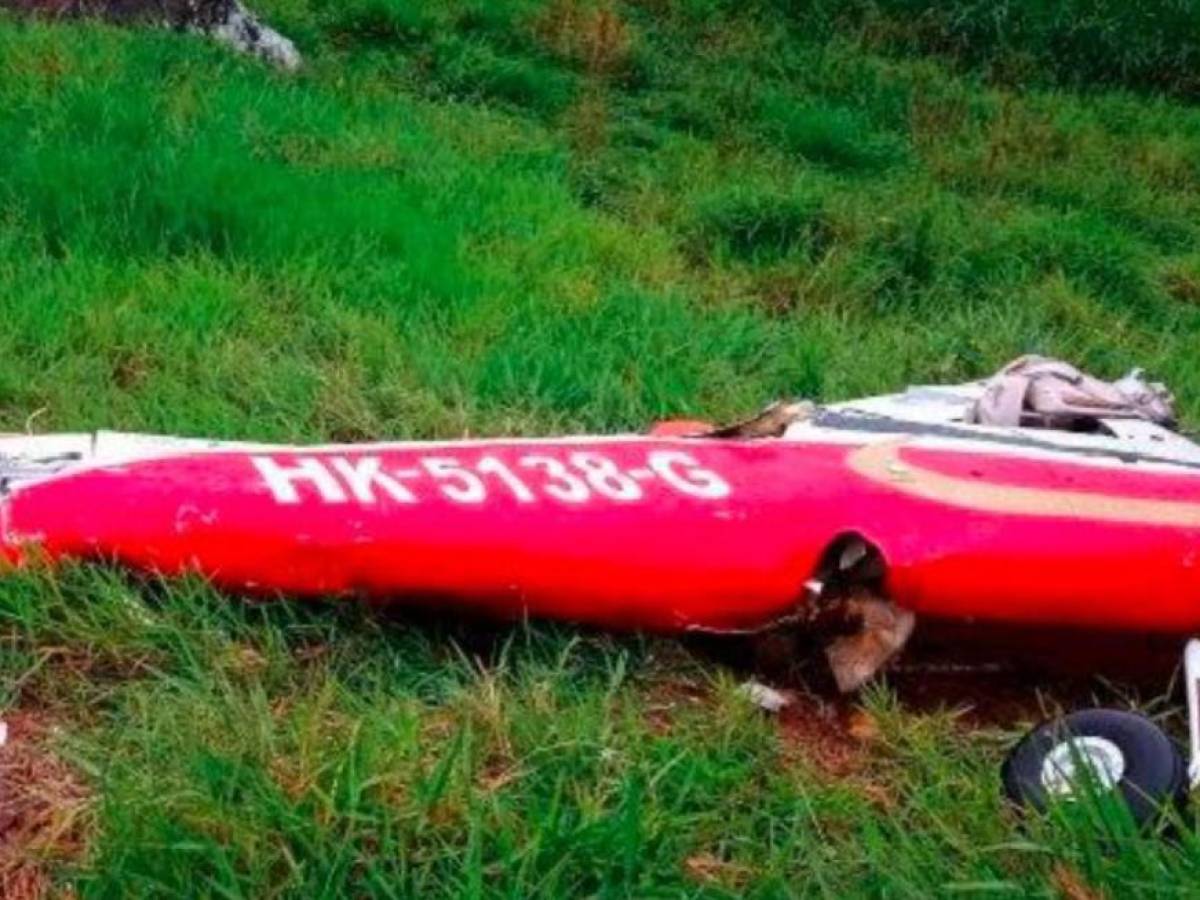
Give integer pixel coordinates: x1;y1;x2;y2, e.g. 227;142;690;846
1185;639;1200;788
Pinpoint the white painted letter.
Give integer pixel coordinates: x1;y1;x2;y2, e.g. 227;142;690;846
252;456;348;504
330;456;417;504
648;451;731;499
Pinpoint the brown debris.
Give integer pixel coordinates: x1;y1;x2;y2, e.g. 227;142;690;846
1051;864;1107;900
476;754;522;794
845;709;881;744
709;401;814;439
0;712;91;900
267;755;312;802
683;852;752;889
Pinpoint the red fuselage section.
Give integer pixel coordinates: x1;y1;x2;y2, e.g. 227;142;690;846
3;435;1200;633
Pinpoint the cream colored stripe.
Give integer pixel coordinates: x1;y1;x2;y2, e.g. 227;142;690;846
846;440;1200;527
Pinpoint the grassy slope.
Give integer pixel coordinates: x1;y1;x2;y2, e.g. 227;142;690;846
3;1;1200;894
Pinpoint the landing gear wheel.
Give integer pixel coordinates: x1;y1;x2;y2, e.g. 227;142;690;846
1002;708;1187;827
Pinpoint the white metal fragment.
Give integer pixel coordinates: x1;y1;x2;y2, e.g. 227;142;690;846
739;680;793;713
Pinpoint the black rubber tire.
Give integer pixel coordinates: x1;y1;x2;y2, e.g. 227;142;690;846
1001;708;1187;827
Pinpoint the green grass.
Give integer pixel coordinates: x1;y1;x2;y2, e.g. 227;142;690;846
3;1;1200;895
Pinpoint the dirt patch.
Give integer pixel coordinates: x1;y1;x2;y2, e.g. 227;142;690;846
0;712;92;899
775;695;865;778
772;693;897;809
886;623;1181;728
642;672;890;805
683;621;1174;802
641;676;708;736
696;620;1182;732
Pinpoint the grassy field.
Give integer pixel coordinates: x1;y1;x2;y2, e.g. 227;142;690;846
4;0;1200;895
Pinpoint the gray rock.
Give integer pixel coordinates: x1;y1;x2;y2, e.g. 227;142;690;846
2;0;301;69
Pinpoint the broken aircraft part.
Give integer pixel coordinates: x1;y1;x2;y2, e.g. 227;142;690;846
1;359;1200;694
4;357;1200;822
1002;708;1187;827
2;366;1200;640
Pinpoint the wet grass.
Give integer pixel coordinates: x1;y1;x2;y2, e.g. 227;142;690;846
3;1;1200;895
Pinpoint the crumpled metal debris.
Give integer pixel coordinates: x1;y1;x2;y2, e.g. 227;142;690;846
824;595;916;694
710;400;815;439
970;355;1175;431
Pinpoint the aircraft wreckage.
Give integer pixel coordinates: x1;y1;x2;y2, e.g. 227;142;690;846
2;356;1198;823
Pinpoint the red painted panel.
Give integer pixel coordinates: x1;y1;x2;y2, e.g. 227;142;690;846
2;436;1199;633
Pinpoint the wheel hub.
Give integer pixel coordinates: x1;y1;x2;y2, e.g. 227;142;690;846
1040;736;1126;796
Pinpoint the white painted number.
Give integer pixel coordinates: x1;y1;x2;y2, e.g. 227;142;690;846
569;452;642;501
422;456;486;504
254;450;733;507
476;455;536;503
518;455;591;504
